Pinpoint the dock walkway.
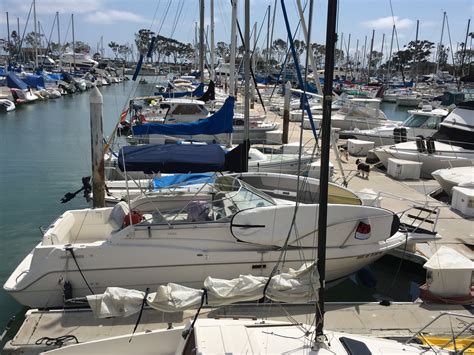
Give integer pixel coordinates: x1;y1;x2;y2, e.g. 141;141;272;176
4;302;473;354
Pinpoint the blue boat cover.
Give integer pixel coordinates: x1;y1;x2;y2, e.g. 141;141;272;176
47;73;64;81
156;82;205;98
132;96;234;136
6;72;28;90
118;144;226;173
0;67;5;76
22;75;45;89
153;172;214;189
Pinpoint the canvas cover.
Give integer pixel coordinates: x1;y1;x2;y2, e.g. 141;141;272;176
157;82;205;98
131;96;234;136
118;144;226;174
87;263;319;318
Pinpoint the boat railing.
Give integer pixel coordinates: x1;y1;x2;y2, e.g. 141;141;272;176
368;191;441;233
404;311;474;352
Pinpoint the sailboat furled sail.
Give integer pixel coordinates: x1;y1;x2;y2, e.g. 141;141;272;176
87;263;318;318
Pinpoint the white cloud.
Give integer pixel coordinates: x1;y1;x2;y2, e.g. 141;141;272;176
85;10;148;25
2;0;103;14
361;16;414;30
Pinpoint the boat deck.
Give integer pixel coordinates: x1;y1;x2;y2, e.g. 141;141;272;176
3;302;472;354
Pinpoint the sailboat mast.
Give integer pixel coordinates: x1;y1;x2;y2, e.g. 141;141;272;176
199;0;205;84
315;0;338;342
367;29;375;84
242;0;250;172
72;13;76;70
436;11;446;73
33;0;38;68
210;0;215;81
229;0;238;96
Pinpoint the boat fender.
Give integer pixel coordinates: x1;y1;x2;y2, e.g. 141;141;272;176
123;211;143;227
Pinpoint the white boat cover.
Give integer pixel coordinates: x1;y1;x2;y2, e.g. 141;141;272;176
87;263;318;318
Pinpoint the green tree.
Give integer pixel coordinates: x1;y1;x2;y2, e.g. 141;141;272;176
438;44;449;69
216;41;229;60
108;41;120;58
272;38;287;63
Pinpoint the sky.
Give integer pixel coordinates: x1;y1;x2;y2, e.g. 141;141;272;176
0;0;472;61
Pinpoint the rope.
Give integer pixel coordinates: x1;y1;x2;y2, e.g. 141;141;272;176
182;288;208;339
129;287;150;343
65;247;94;296
35;335;79;347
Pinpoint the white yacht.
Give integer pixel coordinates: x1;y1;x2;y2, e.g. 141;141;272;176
313;101;390;130
60;52;98;68
4;172;407;308
339;106;449;146
373;102;474;178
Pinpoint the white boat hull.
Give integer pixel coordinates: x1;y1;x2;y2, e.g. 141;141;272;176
373;141;474;178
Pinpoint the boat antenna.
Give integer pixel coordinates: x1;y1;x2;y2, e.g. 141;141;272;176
315;0;338;345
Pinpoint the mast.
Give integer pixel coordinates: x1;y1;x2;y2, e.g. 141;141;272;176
387;24;395;80
242;0;250;172
414;20;419;86
295;0;323;94
315;0;338;342
266;5;270;77
199;0;205;84
355;38;359;80
33;0;38;68
268;0;277;78
71;13;76;70
436;11;446;73
346;33;351;79
459;19;470;88
229;0;238;96
367;29;375;85
6;12;10;45
361;35;367;75
210;0;215;81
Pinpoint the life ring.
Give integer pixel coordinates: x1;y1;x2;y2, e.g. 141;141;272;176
123;211;143;227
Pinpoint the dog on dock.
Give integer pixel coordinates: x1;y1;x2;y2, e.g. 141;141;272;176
355;159;371;178
339;147;349;162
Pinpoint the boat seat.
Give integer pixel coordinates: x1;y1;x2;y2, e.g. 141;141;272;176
186;201;211;222
109;201;130;231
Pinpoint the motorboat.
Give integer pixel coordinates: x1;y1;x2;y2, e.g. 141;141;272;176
396;90;423;107
339;106;449;146
60;52;98;68
4;171;407;308
432;166;474;196
10;88;39;104
312;101;390;130
0;98;15;112
373;101;474;178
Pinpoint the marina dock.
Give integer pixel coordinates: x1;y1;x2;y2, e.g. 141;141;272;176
4;302;472;354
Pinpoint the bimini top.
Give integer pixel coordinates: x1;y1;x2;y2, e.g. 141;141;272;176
132;96;234;136
118;144;226;174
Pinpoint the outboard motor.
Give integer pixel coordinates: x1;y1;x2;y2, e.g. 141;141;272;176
393;127;407;143
415;135;426;153
426;137;436;154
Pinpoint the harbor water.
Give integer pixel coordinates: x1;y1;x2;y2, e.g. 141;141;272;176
0;82;415;330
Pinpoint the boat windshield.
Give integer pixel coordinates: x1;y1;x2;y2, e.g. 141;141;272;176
403;114;440;129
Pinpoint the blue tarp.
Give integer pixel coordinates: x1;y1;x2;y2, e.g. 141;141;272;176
118;144;226;173
22;75;45;89
156;82;205;98
0;67;5;76
132;96;234;136
6;72;28;90
153;172;215;189
47;73;64;81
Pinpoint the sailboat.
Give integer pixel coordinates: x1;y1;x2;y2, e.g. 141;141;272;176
38;1;450;354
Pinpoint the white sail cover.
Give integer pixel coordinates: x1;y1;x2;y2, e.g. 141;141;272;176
87;263;318;318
